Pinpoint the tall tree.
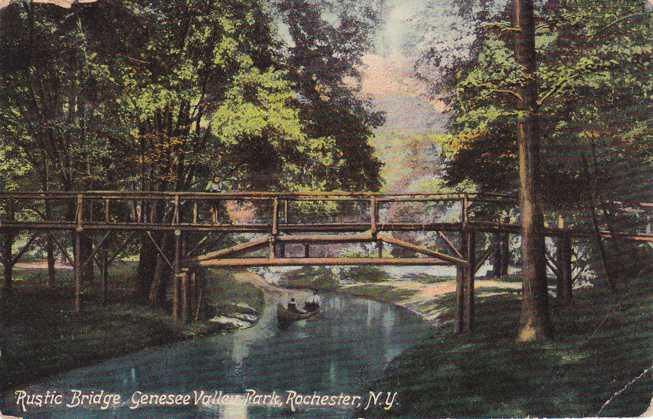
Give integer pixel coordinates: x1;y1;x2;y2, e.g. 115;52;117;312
512;0;552;341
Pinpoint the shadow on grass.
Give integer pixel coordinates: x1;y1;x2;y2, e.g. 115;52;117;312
0;263;263;393
363;276;652;417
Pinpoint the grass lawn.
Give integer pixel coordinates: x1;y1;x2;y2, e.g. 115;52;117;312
0;264;263;393
363;275;652;417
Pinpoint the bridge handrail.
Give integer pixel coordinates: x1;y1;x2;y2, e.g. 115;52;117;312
0;190;515;201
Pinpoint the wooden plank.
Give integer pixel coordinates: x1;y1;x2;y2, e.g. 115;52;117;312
186;235;209;257
180;272;190;324
455;229;467;335
74;231;81;313
172;231;182;321
104;199;110;223
276;232;373;243
10;233;39;266
545;257;560;278
82;231;112;268
474;250;490;274
106;232;137;265
438;231;464;259
463;231;476;333
51;235;74;266
145;231;173;270
195;257;451;267
185;237;270;263
370;196;378;234
272;198;279;236
378;234;467;266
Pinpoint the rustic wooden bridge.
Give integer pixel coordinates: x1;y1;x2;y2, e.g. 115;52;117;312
1;191;651;332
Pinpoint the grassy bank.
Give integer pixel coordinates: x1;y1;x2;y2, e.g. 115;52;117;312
360;275;652;417
0;264;263;392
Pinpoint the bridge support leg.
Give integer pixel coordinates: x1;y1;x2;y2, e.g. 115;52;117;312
557;233;573;305
172;230;182;321
101;245;108;305
463;230;476;333
500;233;510;276
455;231;467;334
491;233;502;278
74;230;82;313
180;272;190;324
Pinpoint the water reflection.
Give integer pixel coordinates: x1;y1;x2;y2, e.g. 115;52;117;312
3;293;430;418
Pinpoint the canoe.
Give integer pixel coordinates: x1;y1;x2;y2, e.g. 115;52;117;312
277;303;319;322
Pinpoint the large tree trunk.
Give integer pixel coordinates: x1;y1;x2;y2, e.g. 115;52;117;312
2;201;15;294
43;159;56;287
500;232;510;276
148;233;172;308
46;234;56;287
514;0;553;342
135;235;157;304
2;231;13;292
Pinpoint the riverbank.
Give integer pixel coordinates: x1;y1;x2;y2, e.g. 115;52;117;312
279;266;651;416
359;274;652;417
0;264;265;393
280;266;521;326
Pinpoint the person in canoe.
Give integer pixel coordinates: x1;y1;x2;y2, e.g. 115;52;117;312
304;289;321;312
287;298;305;314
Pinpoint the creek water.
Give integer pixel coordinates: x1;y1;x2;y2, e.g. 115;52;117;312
3;291;432;418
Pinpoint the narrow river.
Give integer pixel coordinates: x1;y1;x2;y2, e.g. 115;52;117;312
4;292;432;418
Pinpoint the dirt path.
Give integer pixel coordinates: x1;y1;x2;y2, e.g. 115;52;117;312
15;261;72;270
341;279;522;324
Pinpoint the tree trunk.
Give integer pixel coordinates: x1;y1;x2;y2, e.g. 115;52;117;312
43;159;56;287
491;233;502;277
2;201;15;293
557;233;573;305
148;233;171;308
500;232;510;276
135;236;156;303
134;201;162;303
46;234;56;287
2;232;13;291
514;0;553;342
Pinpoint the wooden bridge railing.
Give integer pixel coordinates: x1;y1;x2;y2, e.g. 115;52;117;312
0;191;650;331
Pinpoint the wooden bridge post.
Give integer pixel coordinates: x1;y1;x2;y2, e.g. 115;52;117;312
2;198;15;292
190;271;198;320
557;217;573;305
455;195;469;334
74;230;82;312
74;194;83;313
180;270;190;324
172;229;182;321
271;198;278;258
279;199;287;258
463;230;476;333
101;244;109;305
501;231;510;276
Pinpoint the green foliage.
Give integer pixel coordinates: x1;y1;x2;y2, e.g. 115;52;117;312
342;266;391;283
0;0;384;195
436;0;653;206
